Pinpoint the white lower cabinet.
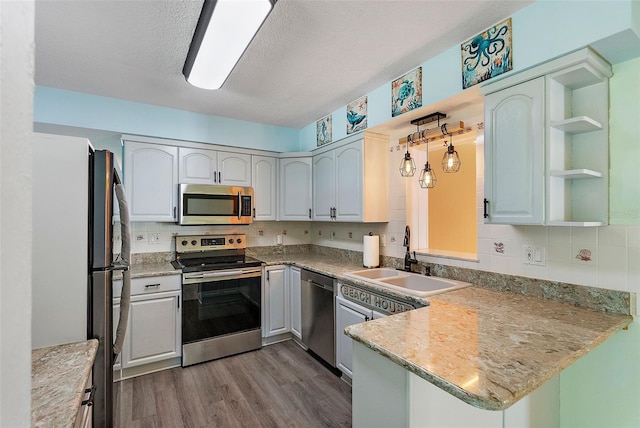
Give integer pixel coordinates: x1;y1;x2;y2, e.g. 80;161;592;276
263;265;290;338
289;266;302;339
336;295;380;378
112;275;181;377
123;291;181;368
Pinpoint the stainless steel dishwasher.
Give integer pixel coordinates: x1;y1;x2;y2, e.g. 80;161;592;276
301;269;336;367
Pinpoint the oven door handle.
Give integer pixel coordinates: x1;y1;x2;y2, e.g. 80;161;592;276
183;268;262;282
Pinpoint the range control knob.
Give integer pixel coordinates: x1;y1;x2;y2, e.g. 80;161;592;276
229;239;234;244
181;240;187;246
191;240;197;246
236;238;242;244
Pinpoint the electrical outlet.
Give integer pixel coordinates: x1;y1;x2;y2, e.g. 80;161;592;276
330;231;335;240
276;234;283;245
381;234;386;247
523;245;545;265
348;232;353;239
148;233;160;244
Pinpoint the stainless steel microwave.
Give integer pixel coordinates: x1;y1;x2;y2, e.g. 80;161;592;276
178;184;254;225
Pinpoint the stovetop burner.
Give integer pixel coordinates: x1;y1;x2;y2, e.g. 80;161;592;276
172;234;263;272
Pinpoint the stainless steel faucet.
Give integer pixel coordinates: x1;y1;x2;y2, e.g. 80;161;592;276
403;226;418;271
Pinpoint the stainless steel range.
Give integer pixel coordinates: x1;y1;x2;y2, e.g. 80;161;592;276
172;234;263;367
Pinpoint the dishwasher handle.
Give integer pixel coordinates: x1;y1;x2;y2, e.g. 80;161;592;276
305;278;334;293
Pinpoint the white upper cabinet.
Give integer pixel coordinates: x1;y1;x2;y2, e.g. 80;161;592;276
482;48;611;226
312;151;335;221
483;77;545;225
178;147;251;186
312;132;388;223
178;147;217;184
124;141;178;222
252;155;278;221
218;152;252;186
279;157;312;221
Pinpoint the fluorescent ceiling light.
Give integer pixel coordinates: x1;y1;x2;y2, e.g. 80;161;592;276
183;0;275;90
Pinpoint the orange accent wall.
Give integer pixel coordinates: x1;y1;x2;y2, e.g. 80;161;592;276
428;142;477;254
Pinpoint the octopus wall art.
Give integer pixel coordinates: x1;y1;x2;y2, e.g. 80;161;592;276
461;18;512;89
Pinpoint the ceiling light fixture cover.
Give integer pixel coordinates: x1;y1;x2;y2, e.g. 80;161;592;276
183;0;275;90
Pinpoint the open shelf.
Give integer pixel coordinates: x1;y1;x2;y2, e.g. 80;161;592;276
550;169;602;179
548;221;604;227
550;116;602;134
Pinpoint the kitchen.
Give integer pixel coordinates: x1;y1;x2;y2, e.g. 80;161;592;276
2;0;640;427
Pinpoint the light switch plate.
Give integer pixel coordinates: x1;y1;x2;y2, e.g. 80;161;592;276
523;245;545;265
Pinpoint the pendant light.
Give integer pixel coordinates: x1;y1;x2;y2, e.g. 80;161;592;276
418;140;437;188
441;125;461;173
399;135;416;177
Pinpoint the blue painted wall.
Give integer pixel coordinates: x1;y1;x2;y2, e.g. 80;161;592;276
34;86;299;152
299;0;640;150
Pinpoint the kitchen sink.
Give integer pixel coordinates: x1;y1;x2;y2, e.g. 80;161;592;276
347;268;401;279
343;268;470;297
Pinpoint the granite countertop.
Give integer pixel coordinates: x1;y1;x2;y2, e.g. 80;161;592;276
32;339;98;427
345;287;633;411
113;262;179;280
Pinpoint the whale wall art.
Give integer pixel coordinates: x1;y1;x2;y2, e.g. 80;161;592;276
391;67;422;117
346;95;368;135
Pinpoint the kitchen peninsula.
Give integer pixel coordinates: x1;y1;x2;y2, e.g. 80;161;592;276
253;246;634;427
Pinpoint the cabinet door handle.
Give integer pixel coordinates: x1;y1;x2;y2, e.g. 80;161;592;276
483;198;489;219
253;208;256;219
173;206;177;219
218;171;221;183
82;385;96;407
145;283;161;289
266;270;270;281
309;208;312;219
177;297;180;309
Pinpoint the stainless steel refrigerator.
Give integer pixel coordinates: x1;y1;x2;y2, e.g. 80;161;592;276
88;148;129;428
32;133;130;428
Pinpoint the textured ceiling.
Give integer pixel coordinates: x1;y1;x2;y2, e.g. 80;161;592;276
35;0;532;129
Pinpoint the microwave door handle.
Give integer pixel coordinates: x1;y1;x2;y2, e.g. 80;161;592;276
238;192;242;220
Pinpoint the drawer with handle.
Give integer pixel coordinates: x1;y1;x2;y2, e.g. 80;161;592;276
113;274;181;298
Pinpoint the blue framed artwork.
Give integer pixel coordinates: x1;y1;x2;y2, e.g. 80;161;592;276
346;96;367;134
461;18;512;89
391;67;422;117
316;114;332;146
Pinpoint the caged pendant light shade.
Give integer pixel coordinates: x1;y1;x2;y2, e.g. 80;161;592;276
399;136;417;177
418;161;437;188
442;133;461;173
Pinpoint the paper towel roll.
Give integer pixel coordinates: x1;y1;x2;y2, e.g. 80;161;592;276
363;235;380;268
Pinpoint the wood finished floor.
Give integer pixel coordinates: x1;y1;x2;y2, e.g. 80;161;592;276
114;340;352;427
